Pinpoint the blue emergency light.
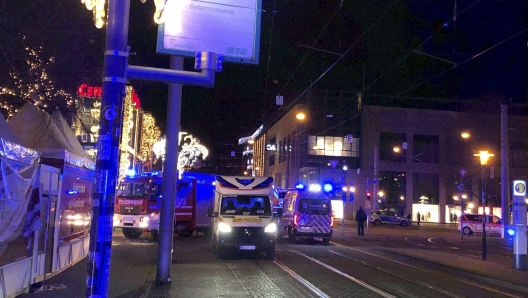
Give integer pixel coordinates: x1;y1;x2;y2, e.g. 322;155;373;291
295;183;305;190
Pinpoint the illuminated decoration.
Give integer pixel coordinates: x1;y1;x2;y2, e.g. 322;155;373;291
119;86;136;181
140;112;161;162
0;39;74;119
81;0;167;29
178;134;209;173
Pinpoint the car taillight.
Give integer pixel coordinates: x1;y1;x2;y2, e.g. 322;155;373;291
294;214;299;226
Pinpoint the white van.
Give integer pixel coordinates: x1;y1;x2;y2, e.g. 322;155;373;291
278;188;333;243
208;176;278;259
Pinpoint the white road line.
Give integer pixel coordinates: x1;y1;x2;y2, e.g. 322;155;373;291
334;243;525;298
289;249;397;298
329;250;464;298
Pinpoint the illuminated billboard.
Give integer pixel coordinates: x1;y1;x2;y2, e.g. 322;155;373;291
157;0;262;65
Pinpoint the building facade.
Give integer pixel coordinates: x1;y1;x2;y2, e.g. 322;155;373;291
247;100;528;223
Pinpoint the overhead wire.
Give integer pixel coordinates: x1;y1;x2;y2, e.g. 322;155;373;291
262;0;402;131
316;23;527;138
258;0;346;128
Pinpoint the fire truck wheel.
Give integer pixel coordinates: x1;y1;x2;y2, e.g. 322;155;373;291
151;230;159;241
122;228;143;239
177;230;194;237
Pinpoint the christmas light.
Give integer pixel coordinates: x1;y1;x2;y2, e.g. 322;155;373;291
81;0;167;28
0;39;74;120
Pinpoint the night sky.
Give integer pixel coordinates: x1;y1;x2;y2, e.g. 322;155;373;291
0;0;526;159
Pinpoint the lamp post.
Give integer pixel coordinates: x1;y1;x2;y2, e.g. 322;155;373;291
458;169;466;240
474;150;494;260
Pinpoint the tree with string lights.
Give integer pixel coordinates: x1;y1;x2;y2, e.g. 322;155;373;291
0;37;75;120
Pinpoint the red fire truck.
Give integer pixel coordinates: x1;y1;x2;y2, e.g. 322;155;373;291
113;171;215;240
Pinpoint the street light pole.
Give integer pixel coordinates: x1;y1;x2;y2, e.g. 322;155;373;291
481;164;486;260
474;151;494;261
459;169;466;240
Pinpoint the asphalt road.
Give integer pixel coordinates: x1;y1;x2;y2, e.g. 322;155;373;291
19;222;528;298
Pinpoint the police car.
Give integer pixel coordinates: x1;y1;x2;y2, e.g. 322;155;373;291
369;210;411;227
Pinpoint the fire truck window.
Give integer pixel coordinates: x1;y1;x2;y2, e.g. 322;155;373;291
134;183;146;196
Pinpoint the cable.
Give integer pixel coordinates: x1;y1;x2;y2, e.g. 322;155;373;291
261;0;402;131
259;0;346;126
261;0;276;123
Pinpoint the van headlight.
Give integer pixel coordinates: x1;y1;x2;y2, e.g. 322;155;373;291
218;222;232;233
264;222;277;233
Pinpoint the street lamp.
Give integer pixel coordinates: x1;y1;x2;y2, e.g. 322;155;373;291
474;150;494;260
458;169;466;240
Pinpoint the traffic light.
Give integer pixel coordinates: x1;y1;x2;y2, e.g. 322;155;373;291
366;191;371;200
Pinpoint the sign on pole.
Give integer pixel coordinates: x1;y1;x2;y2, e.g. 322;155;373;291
512;180;527;269
156;0;262;65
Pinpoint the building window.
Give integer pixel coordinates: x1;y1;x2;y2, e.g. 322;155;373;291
268;155;275;166
380;132;406;162
378;171;406;211
413;134;439;163
413;172;439;204
307;135;359;157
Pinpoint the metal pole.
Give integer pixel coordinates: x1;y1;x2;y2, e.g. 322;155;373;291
157;56;183;284
373;142;379;210
459;169;466;240
482;165;486;260
501;104;510;238
86;0;129;296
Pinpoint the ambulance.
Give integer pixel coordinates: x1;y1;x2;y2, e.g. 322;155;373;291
278;183;334;243
208;176;278;259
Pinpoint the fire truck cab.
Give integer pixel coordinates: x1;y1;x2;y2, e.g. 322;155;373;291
278;184;334;244
114;172;163;240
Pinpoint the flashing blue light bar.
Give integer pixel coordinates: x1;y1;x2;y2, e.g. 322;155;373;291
66;190;79;195
295;183;305;190
308;184;322;192
507;228;515;236
323;183;334;193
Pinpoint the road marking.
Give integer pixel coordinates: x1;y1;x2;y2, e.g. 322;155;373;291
273;259;329;298
290;249;397;298
334;243;525;298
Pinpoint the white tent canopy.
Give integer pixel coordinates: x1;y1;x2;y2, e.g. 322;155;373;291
8;103;95;170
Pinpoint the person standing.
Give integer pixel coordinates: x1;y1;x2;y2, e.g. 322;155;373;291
416;211;421;225
355;207;367;236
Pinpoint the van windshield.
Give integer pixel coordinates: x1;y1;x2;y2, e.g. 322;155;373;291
298;198;330;215
220;195;272;216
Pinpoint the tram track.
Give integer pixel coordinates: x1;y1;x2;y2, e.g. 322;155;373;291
268;241;528;298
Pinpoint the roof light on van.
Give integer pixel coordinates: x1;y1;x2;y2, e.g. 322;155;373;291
323;183;333;193
295;183;305;190
507;228;515;236
308;184;322;192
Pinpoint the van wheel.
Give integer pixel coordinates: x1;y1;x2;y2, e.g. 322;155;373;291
122;228;142;239
322;238;330;245
463;226;472;235
265;249;275;260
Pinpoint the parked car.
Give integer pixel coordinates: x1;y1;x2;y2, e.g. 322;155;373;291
369;210;411;227
458;213;502;235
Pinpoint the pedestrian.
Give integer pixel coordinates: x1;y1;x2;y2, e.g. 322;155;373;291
453;213;458;224
450;212;454;223
416;211;421;225
406;213;411;225
355;207;367;236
